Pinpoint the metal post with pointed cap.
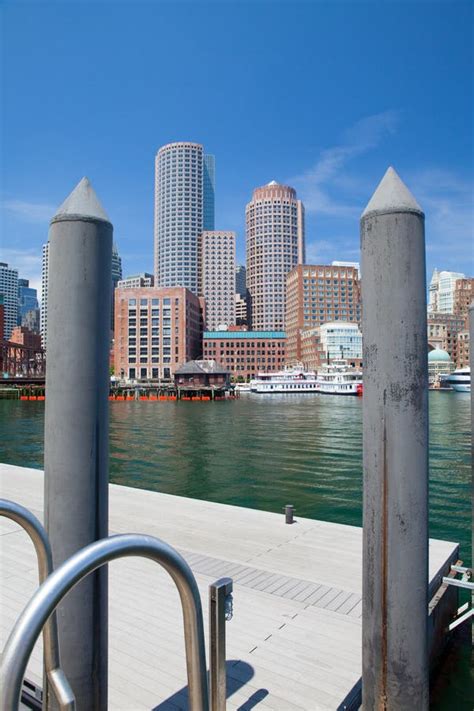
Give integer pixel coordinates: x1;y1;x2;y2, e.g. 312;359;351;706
361;167;429;709
44;177;112;710
470;301;474;645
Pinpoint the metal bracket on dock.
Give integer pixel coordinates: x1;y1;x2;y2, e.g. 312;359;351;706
209;577;233;711
442;565;473;591
442;566;473;632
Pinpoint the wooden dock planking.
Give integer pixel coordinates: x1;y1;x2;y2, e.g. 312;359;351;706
1;463;459;711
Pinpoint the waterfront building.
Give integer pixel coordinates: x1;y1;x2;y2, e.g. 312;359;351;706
174;359;230;388
428;269;465;313
203;154;215;231
202;330;286;380
246;181;305;331
17;278;39;327
111;242;123;331
117;273;154;289
300;322;362;371
9;325;42;350
453;277;474;320
319;322;362;361
235;264;246;297
427;312;465;365
427;348;454;387
456;329;470;368
198;230;236;330
40;243;49;348
285;263;361;364
0;261;19;339
154;141;215;293
235;293;248;327
114;286;201;381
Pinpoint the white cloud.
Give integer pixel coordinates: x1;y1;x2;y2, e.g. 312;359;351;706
290;110;401;216
1;199;55;223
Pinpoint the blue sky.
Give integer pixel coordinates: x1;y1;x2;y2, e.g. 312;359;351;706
1;0;473;296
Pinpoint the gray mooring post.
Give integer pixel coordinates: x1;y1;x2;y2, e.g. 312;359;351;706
361;167;429;709
44;177;112;710
470;301;474;645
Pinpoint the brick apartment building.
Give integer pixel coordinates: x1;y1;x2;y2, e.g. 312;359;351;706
427;276;472;369
285;264;361;364
453;277;474;319
114;286;201;381
202;330;286;380
427;312;467;368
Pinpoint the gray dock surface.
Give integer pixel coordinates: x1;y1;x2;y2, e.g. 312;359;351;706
0;464;458;710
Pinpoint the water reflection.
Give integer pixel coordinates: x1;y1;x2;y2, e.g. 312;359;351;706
0;392;470;566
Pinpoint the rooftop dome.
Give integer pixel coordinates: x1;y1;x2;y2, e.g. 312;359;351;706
267;180;279;186
428;348;451;362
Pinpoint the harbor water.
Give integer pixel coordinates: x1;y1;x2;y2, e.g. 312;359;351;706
0;392;471;707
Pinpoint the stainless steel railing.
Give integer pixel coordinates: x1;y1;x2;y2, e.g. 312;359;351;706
0;499;75;710
0;533;209;711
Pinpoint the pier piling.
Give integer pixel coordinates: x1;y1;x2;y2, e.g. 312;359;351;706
470;301;474;645
361;167;429;709
44;178;112;709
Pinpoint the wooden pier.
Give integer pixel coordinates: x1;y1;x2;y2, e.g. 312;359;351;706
0;464;459;710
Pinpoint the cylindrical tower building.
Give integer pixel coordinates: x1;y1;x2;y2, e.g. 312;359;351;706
246;181;305;331
154;142;204;293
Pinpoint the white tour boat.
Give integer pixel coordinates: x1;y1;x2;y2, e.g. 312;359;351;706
440;367;470;392
250;365;319;394
234;382;252;393
314;360;363;396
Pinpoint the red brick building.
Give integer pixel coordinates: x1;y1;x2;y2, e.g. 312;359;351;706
114;286;201;381
456;329;470;368
285;264;361;364
427;312;466;366
202;330;286;380
453;277;474;321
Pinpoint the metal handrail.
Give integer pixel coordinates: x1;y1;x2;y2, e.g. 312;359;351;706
0;499;75;710
0;533;209;711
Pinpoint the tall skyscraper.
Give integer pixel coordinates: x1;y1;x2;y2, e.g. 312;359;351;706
111;243;122;286
17;278;39;327
0;262;19;339
41;243;49;347
198;231;236;330
154;141;215;294
110;242;123;331
235;264;246;297
203;154;215;231
246;181;305;331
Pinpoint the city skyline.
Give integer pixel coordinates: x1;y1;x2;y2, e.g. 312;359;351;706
2;2;472;295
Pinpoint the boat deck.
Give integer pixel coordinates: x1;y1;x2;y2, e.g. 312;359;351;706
0;463;459;710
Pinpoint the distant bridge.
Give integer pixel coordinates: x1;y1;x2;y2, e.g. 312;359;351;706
0;340;46;384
